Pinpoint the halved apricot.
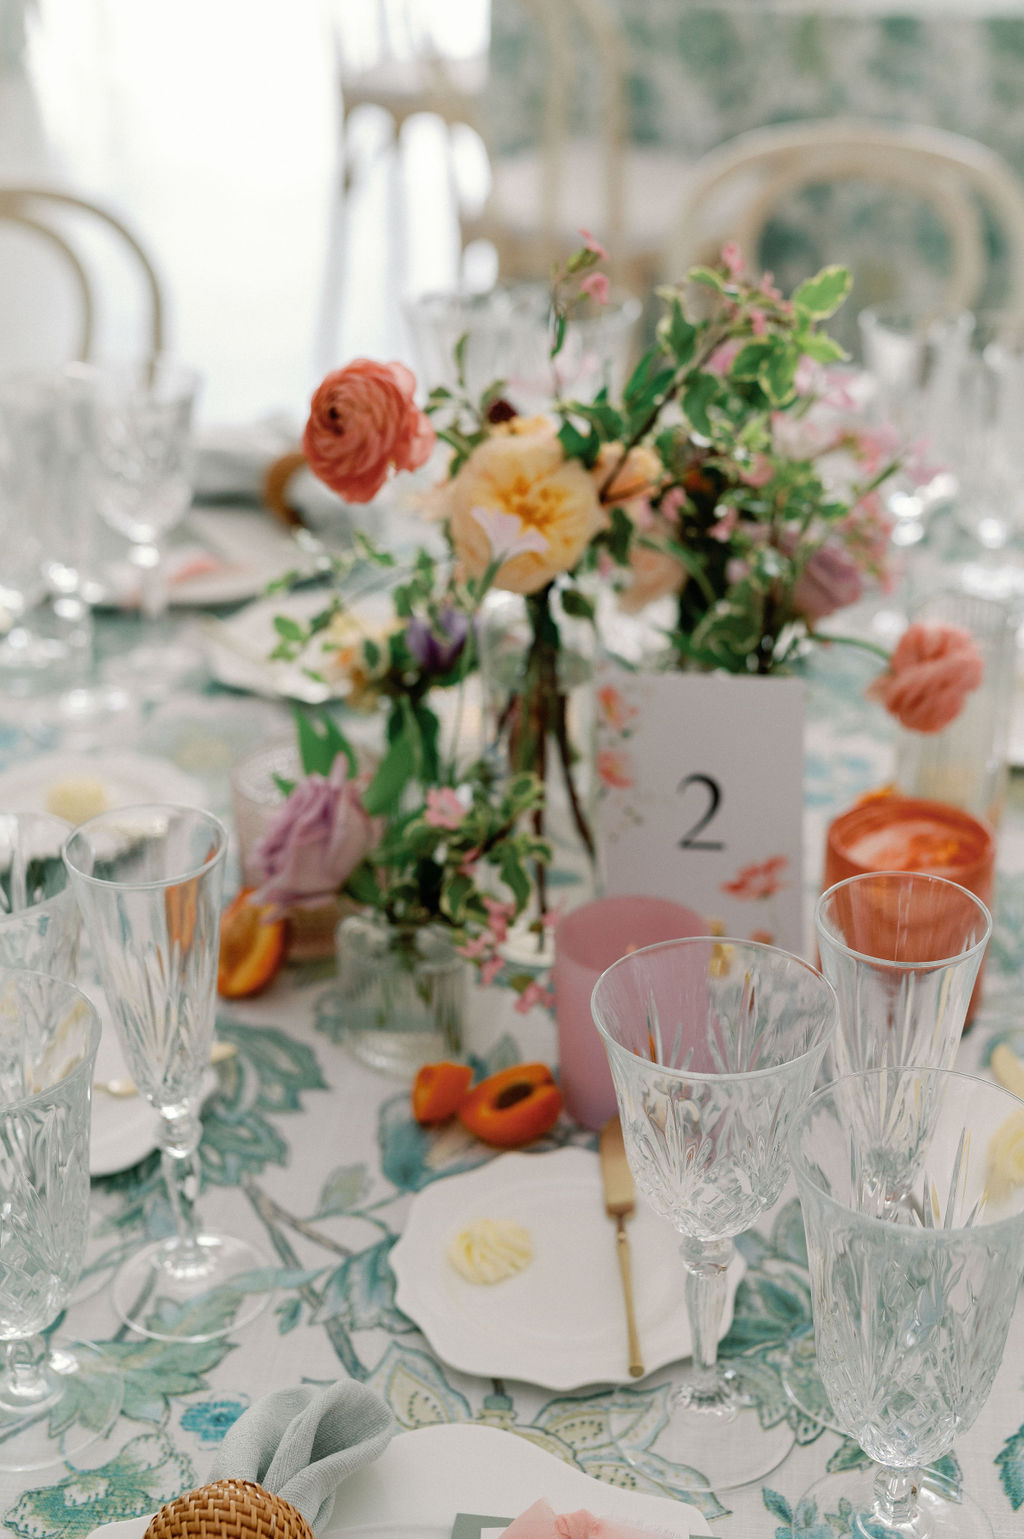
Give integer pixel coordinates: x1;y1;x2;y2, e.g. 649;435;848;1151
458;1062;563;1148
411;1061;474;1125
218;889;287;998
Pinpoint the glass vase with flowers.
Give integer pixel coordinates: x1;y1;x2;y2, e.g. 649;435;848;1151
288;241;987;977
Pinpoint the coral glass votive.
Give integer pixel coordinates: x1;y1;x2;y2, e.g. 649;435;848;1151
822;794;996;1021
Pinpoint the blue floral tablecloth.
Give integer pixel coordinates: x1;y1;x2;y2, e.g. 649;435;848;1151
1;575;1023;1539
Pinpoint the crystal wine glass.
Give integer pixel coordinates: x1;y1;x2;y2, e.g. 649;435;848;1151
0;967;123;1470
790;1067;1024;1539
591;936;837;1492
63;804;267;1342
88;357;201;619
0;812;79;979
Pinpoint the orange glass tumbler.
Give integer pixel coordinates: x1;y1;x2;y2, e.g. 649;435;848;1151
822;793;996;1022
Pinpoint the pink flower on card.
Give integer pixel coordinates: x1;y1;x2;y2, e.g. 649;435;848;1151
423;788;465;829
722;855;789;900
596;748;634;790
597;684;636;732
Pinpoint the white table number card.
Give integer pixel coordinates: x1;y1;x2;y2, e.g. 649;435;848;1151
596;666;805;954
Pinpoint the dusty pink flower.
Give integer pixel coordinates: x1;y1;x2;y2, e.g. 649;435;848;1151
483;896;516;944
578;227;608;261
710;506;739;542
706;337;743;377
867;622;984;734
721;242;745;277
479;955;505;987
302;359;435;503
514;979;556;1015
792;542;864;622
749;308;767;336
722;855;788;900
423;788;465;830
580;271;609;306
740;453;774;489
253;760;380;910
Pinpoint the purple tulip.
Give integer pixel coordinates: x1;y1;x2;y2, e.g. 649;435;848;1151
405;606;469;675
252;758;380;911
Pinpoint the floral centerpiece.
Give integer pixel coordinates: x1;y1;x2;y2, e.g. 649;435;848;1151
292;243;981;914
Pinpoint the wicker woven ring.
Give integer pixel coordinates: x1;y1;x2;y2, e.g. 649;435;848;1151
144;1479;315;1539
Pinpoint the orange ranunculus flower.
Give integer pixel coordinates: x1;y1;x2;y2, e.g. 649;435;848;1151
444;422;605;595
302;359;435;503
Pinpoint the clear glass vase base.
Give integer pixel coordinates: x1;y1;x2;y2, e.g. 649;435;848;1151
113;1232;270;1341
798;1470;993;1539
609;1391;794;1495
344;1027;454;1078
0;1340;124;1472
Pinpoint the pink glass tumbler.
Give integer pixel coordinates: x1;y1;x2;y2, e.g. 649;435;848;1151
553;893;706;1130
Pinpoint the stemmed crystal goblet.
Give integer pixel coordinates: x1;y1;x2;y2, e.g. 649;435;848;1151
0;968;123;1470
591;936;837;1493
790;1068;1024;1539
783;870;992;1426
63;804;267;1342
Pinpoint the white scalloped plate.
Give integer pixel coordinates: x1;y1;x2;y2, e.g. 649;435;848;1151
390;1147;744;1391
87;1423;711;1537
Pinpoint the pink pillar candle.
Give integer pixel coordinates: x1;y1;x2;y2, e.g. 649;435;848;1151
553;894;707;1130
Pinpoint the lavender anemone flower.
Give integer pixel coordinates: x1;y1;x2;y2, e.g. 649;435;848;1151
253;758;380;911
405;605;470;675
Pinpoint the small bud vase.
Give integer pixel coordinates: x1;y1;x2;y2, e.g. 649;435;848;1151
334;911;468;1077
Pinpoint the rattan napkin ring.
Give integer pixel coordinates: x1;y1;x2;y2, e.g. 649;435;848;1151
144;1479;315;1539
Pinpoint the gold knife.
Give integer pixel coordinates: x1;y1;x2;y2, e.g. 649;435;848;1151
599;1114;644;1378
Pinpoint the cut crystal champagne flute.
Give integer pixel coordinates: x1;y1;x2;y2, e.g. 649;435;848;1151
591;936;837;1493
0;967;123;1470
63;804;267;1342
790;1068;1024;1539
784;869;993;1426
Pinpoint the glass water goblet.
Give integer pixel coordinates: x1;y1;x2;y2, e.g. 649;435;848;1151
591;936;837;1493
63;804;267;1342
0;812;79;979
88;357;201;619
0;967;123;1471
790;1068;1024;1539
857;305;971;550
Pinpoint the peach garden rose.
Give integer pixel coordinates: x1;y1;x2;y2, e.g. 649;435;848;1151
442;420;606;595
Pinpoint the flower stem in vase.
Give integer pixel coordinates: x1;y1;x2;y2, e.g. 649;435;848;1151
483;583;597;955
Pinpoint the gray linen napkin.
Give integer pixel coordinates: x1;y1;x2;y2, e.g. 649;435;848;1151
207;1381;396;1534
